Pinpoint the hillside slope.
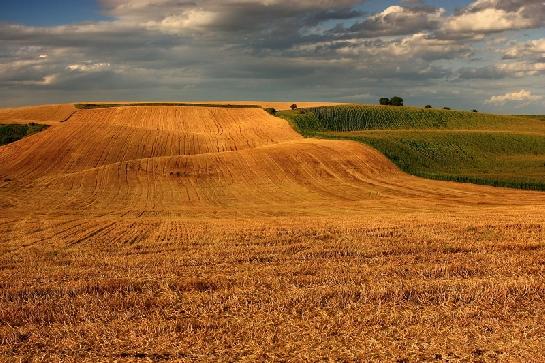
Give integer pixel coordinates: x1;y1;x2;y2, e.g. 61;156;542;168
1;105;544;218
0;104;76;125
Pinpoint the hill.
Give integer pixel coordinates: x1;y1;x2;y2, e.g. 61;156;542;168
2;104;542;217
0;103;544;361
0;104;76;125
280;105;545;190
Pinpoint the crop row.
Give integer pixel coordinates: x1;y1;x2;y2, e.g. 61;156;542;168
290;105;528;132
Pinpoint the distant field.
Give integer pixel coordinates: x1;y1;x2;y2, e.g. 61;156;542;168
0;104;76;125
280;105;545;190
75;102;262;109
517;115;545;122
281;105;545;133
0;123;48;146
76;101;346;111
189;101;348;110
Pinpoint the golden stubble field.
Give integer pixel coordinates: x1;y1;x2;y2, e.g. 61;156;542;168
1;103;544;362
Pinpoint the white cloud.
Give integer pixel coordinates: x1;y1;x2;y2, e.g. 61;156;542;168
486;89;543;105
346;5;445;37
496;61;545;76
375;5;444;21
146;10;218;33
67;63;111;72
40;74;58;85
504;38;545;58
338;33;471;61
445;8;533;33
444;0;545;35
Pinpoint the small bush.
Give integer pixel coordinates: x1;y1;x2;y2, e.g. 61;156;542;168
425;105;432;109
380;97;403;106
443;107;451;110
290;104;298;110
264;108;277;115
472;109;478;113
390;97;404;107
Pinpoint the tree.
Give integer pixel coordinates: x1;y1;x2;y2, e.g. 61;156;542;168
390;96;403;106
290;104;298;110
379;98;390;106
425;105;432;109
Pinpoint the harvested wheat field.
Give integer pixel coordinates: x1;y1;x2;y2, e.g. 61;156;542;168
1;104;545;361
80;101;347;111
188;101;348;110
0;104;77;125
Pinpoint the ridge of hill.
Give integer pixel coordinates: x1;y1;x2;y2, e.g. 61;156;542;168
0;104;77;125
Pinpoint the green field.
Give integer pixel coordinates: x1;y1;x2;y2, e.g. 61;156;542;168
279;106;545;190
0;123;48;146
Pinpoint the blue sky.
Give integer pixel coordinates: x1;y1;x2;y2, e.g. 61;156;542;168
0;0;543;113
1;0;107;26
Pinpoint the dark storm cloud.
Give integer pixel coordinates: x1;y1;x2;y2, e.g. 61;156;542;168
0;0;544;113
457;66;507;79
0;23;185;49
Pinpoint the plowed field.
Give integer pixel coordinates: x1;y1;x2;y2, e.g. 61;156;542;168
1;104;544;361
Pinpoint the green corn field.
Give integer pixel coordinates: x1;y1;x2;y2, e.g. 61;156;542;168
277;105;545;191
291;105;540;132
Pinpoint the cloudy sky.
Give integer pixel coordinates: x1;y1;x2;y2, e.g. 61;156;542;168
1;0;544;113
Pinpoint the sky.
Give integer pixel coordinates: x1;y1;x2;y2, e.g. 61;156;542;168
0;0;543;113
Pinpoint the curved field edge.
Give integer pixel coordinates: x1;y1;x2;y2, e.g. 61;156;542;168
277;107;545;191
0;104;77;125
0;123;49;146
